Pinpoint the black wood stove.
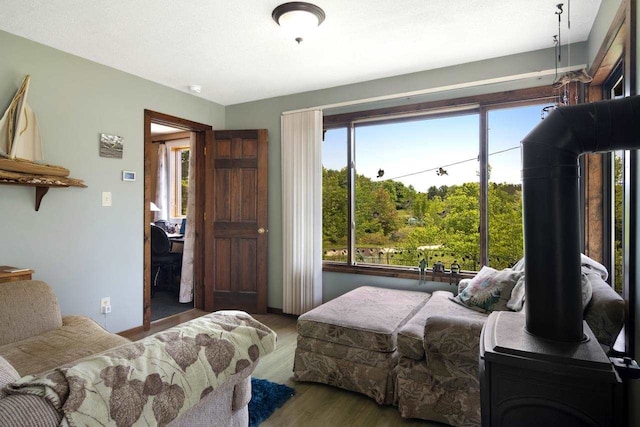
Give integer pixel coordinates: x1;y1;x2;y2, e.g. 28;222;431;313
479;96;640;427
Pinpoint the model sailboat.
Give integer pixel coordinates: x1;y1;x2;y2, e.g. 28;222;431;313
0;75;43;161
0;75;85;188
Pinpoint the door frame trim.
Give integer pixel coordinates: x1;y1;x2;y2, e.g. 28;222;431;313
143;110;212;330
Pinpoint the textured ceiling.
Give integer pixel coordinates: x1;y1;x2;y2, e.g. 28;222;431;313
0;0;602;106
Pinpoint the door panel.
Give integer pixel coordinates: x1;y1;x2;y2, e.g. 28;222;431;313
204;129;268;313
214;238;231;291
240;170;257;220
239;238;257;291
215;169;231;220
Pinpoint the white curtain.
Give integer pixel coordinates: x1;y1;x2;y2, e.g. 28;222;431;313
154;144;169;222
282;110;323;315
179;134;196;303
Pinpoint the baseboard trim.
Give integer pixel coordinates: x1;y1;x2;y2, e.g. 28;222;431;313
267;307;299;319
267;307;283;315
118;325;145;340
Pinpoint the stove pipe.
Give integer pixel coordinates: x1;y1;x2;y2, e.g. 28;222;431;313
522;95;640;342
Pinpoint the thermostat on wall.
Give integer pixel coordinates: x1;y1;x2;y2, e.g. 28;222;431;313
122;171;136;181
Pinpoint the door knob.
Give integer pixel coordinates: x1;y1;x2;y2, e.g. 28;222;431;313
258;227;267;234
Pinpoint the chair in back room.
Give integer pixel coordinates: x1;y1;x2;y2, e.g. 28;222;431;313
150;224;182;295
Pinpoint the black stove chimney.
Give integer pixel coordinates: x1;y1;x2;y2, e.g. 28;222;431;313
522;95;640;342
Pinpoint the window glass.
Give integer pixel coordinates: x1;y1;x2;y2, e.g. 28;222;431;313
322;97;556;274
179;148;190;216
613;150;624;294
167;143;189;218
609;73;625;295
352;114;480;270
487;104;548;269
322;128;349;262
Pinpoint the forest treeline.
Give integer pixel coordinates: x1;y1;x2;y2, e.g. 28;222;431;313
323;167;524;270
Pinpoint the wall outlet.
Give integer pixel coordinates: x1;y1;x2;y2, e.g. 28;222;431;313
100;297;111;314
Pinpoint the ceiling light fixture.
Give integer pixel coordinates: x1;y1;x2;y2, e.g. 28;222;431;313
272;2;325;44
188;84;202;93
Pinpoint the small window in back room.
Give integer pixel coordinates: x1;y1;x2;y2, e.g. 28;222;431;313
168;142;190;218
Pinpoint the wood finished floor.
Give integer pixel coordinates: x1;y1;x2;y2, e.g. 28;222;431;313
125;312;444;426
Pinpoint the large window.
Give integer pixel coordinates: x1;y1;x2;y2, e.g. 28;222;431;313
323;93;552;276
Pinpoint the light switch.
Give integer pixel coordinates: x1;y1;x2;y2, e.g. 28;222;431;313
102;192;112;207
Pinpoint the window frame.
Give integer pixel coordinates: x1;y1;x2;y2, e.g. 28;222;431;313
322;86;557;281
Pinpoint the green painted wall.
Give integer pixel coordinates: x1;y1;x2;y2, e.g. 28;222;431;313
225;43;588;309
0;30;225;332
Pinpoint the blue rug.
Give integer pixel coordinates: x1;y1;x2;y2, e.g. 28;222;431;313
248;378;295;427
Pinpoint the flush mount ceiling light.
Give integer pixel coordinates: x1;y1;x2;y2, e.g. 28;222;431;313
272;2;325;44
188;84;202;93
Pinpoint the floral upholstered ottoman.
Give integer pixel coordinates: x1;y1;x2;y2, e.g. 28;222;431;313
293;286;431;404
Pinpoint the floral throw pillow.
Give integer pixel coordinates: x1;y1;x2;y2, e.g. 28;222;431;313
451;266;524;314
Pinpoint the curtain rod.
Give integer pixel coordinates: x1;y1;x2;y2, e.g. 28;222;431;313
281;64;586;115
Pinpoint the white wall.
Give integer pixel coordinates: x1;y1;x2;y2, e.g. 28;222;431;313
0;30;225;332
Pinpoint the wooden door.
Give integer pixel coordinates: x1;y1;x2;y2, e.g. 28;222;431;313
204;129;268;313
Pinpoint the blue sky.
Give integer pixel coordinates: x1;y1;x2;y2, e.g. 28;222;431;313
323;103;550;192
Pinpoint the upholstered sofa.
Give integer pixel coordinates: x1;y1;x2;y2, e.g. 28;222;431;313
294;260;624;427
0;281;277;426
0;280;130;376
396;268;624;427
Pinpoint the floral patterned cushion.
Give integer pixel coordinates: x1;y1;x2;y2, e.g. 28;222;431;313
397;291;486;360
297;286;430;352
451;266;523;314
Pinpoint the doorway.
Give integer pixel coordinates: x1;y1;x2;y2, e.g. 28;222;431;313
143;110;211;330
149;126;193;321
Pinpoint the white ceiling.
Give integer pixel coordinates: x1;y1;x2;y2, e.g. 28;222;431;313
0;0;602;106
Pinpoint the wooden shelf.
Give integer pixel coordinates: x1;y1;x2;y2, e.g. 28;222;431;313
0;163;86;211
0;266;34;283
0;180;85;211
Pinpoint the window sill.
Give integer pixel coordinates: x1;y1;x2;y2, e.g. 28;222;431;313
322;262;476;283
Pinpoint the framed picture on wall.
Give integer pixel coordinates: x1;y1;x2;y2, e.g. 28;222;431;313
100;133;124;159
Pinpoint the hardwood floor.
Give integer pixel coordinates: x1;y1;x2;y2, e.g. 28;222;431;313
123;312;442;426
251;314;441;427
